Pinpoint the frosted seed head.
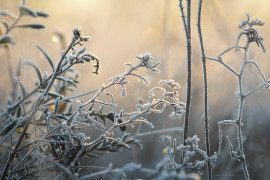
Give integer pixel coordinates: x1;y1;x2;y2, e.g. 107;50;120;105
142;53;150;62
73;27;81;37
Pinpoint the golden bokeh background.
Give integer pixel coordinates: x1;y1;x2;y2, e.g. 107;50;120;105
1;0;270;179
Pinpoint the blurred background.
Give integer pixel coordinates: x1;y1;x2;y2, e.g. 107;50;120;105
1;0;270;179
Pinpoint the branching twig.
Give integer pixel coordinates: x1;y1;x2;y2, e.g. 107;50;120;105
235;48;250;179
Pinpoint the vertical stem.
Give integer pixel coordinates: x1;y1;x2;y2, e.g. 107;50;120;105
187;0;191;37
184;0;192;146
197;0;212;179
41;37;76;100
236;49;250;180
179;0;192;146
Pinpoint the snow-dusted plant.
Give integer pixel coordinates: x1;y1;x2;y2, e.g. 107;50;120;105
0;2;187;176
1;0;269;180
206;14;269;180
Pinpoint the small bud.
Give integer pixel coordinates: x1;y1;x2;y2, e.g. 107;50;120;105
73;28;81;37
142;53;150;62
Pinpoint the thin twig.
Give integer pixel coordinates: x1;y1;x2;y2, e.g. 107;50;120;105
178;0;192;148
206;57;239;76
41;37;76;100
197;0;212;179
244;81;269;98
136;127;183;137
246;60;267;82
235;49;250;179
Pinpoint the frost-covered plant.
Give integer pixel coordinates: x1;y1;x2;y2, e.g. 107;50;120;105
206;14;269;179
177;135;217;174
236;14;266;52
1;0;269;180
0;21;188;178
0;2;189;179
0;25;100;179
178;0;270;180
154;134;216;180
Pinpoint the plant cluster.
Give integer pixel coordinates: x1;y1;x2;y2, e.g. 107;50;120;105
0;0;269;180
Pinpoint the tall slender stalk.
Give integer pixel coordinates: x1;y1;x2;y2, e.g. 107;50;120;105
206;44;257;180
178;0;192;146
236;49;250;179
206;42;268;179
197;0;212;179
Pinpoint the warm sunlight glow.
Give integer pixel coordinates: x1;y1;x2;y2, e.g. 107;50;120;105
0;0;269;179
51;34;60;43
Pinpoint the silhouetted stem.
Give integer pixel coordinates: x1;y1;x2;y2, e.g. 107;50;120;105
179;0;192;148
197;0;212;179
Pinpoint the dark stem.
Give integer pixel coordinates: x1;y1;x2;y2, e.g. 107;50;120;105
184;0;192;146
197;0;212;179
